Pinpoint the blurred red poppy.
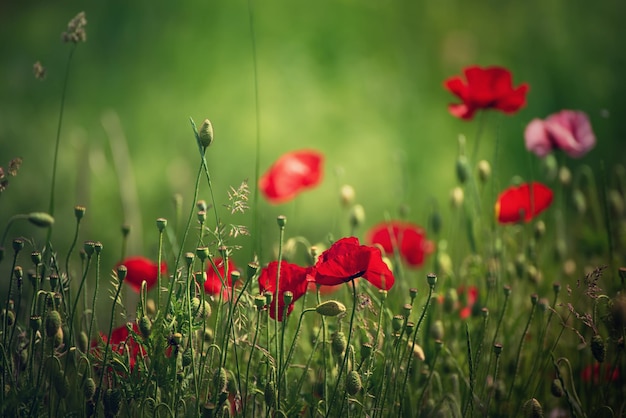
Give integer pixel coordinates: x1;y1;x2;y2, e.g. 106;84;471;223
458;285;478;319
444;65;529;120
258;260;314;321
259;150;324;204
495;182;553;224
314;237;395;290
366;221;434;268
525;110;596;158
91;322;145;371
116;256;167;292
581;363;619;383
204;257;238;300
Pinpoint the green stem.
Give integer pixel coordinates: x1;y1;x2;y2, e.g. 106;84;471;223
507;295;538;402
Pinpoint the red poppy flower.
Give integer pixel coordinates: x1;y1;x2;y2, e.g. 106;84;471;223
458;285;478;319
366;221;434;268
91;322;145;371
444;65;529;120
204;257;238;300
116;256;167;292
525;110;596;158
314;237;395;290
259;150;324;204
495;182;553;224
581;363;620;383
258;260;314;321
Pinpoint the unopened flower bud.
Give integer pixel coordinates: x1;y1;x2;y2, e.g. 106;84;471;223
331;331;347;356
138;315;152;338
430;320;445;340
198;119;214;148
450;187;464;209
346;370;362;395
477;160;491;183
315;300;347;317
340;184;355;208
83;377;96;400
45;310;62;337
103;388;122;418
522;398;543;418
558;166;571;186
456;155;470;184
27;212;55;228
591;334;606;363
550;379;564;398
213;367;228;393
349;204;366;228
361;343;373;361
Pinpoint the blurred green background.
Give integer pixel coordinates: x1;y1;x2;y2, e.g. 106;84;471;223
1;0;625;277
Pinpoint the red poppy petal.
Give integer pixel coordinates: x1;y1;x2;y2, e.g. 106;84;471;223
496;182;553;224
448;103;476;120
259;150;324;204
494;84;529;113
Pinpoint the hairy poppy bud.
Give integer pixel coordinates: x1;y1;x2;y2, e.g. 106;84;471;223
103;388;122;418
213;367;228;393
27;212;55;228
550;379;564;398
522;398;543;418
591;334;606;363
346;370;362;395
315;300;346;317
198;119;214;148
264;380;276;407
83;377;96;400
456;155;470;184
45;310;62;337
331;331;347;356
477;160;491;183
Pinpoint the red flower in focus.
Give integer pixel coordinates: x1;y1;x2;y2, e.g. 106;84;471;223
458;285;478;319
581;363;620;384
258;261;314;321
314;237;395;290
525;110;596;158
444;65;529;120
91;322;145;371
495;182;553;224
116;256;167;292
259;150;324;204
204;257;238;300
366;221;434;268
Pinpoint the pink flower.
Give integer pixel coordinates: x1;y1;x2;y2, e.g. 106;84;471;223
524;110;596;158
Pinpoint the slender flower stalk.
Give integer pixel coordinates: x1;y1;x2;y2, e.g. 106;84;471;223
507;294;538;402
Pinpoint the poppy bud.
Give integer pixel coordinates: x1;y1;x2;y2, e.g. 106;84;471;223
361;343;373;361
340;184;356;208
542;153;558;181
346;370;362;395
349;204;366;228
558;166;572;186
550;379;564;398
522;398;543;418
430;320;445;340
78;331;88;353
103;388;122;418
138;315;152;338
443;288;458;314
331;331;347;356
198;119;214;148
213;367;228;393
315;300;346;317
264;380;276;407
45;310;62;337
572;189;586;215
456;155;470;184
477;160;491;183
450;187;464;209
608;189;625;216
591;334;606;363
83;377;96;400
27;212;55;228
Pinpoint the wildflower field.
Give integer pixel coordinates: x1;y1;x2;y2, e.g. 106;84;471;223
1;3;626;417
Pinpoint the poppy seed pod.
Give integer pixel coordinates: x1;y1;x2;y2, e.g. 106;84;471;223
198;119;214;148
